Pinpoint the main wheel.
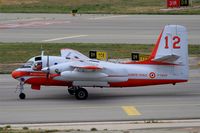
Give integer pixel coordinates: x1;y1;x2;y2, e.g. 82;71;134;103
19;93;26;99
68;88;75;95
75;88;88;100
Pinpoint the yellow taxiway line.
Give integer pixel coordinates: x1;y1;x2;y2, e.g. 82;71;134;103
122;106;141;116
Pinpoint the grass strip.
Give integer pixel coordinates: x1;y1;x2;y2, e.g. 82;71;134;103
0;0;200;14
0;42;199;73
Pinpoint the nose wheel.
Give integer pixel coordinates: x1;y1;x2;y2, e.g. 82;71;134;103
19;93;26;99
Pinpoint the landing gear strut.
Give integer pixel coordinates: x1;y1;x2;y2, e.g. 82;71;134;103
17;80;26;99
68;87;76;95
68;87;88;100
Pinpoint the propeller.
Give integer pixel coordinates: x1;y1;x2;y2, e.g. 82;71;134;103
40;48;50;79
46;55;50;79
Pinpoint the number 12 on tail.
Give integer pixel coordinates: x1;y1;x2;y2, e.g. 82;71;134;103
165;36;181;49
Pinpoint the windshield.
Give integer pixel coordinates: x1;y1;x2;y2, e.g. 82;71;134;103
20;56;42;69
20;61;34;68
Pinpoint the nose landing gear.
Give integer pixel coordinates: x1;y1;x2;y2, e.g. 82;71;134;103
16;80;26;100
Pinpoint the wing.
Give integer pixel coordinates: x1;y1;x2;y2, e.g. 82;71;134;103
60;48;89;60
71;60;103;71
59;60;128;83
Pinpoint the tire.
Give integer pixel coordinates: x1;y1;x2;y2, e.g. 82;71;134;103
75;88;88;100
19;93;26;99
68;88;75;95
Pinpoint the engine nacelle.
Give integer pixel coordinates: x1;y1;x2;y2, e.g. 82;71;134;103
61;71;108;81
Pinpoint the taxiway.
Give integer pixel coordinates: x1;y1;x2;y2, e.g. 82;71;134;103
0;13;200;44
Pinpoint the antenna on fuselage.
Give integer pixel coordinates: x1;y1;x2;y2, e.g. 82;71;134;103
41;44;44;56
41;44;50;78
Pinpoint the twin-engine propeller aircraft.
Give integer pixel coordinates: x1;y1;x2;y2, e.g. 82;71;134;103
12;25;188;100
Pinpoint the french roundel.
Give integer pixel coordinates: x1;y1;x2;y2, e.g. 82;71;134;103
149;72;156;79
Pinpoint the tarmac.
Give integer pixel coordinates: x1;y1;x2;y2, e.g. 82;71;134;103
0;68;200;124
0;13;200;44
0;13;200;131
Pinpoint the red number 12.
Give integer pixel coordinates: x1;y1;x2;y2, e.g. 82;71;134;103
165;36;181;49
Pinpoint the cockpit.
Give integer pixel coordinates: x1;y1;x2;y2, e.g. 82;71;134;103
21;56;42;71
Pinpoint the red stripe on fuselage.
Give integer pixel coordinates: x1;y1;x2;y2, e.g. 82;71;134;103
25;77;71;86
12;71;60;79
109;79;187;87
12;70;70;86
123;60;176;65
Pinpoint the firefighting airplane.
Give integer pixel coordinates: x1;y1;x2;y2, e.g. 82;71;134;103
12;25;188;100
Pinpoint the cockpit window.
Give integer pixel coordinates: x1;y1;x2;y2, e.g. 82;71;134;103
35;56;41;61
20;61;34;68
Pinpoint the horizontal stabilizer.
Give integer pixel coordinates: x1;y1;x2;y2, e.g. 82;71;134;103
152;54;180;64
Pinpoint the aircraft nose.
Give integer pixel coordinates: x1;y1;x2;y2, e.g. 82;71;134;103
11;70;29;79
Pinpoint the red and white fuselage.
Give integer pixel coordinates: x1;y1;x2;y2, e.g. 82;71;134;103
12;25;188;99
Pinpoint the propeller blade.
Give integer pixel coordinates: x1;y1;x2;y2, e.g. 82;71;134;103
46;56;50;79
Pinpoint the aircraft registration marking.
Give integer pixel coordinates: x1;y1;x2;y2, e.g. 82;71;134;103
122;106;141;116
128;73;147;77
129;73;168;78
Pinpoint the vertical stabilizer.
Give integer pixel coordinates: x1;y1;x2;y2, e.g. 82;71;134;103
150;25;188;65
150;25;188;80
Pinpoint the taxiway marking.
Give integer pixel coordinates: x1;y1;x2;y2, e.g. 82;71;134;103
122;106;141;116
42;35;88;42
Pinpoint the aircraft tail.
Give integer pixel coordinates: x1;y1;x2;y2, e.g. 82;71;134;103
149;25;188;64
149;25;189;79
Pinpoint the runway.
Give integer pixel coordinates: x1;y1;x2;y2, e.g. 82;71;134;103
0;13;200;44
0;69;200;124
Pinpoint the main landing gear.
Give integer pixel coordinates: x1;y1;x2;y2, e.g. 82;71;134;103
68;87;88;100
